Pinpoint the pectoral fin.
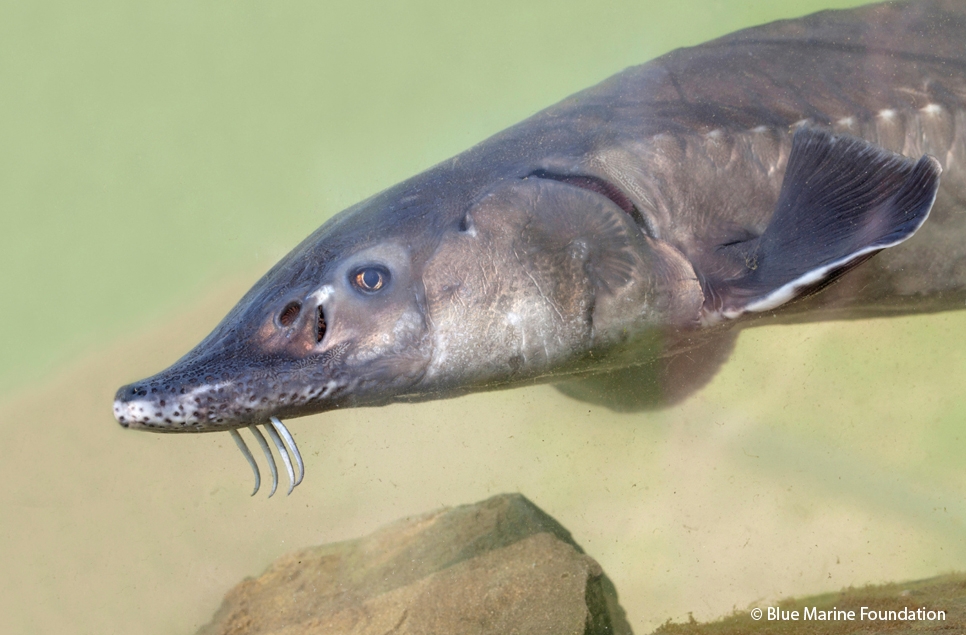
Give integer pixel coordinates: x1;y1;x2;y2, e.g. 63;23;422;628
701;127;941;324
555;332;737;412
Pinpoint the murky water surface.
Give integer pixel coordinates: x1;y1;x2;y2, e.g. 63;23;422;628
4;2;965;634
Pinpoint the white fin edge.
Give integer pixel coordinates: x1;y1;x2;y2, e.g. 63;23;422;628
705;180;938;324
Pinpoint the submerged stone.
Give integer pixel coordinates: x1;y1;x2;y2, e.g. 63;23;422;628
196;493;632;635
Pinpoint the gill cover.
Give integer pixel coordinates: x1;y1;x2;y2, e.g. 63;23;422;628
557;128;941;412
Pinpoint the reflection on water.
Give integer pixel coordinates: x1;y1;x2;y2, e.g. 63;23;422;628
3;1;963;634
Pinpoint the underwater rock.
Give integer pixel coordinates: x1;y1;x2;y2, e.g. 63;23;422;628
196;493;632;635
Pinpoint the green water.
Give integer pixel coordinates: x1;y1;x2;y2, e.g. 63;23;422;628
0;0;863;398
9;2;966;635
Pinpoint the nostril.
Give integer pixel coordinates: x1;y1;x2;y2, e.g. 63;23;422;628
279;301;301;327
317;305;327;343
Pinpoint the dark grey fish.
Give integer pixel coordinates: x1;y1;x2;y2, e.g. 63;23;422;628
114;1;966;495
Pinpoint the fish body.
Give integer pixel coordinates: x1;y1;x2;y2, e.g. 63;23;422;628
114;1;966;492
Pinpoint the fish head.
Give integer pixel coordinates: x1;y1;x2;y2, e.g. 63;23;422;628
113;142;707;432
113;199;437;432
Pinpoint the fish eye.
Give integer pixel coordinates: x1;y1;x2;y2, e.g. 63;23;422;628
351;266;389;293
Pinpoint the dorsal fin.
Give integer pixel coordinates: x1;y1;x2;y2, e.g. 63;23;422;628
701;127;941;324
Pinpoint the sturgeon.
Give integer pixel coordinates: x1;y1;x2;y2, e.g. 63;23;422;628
114;0;966;495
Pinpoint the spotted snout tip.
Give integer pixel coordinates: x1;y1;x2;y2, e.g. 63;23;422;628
113;383;149;428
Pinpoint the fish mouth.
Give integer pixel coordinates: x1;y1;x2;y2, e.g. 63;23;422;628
113;377;321;497
112;374;343;431
113;358;346;497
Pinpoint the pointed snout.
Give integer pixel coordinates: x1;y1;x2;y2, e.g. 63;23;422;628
113;352;347;433
112;379;202;431
113;383;143;428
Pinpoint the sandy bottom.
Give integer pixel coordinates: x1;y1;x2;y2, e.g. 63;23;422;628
2;271;965;635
